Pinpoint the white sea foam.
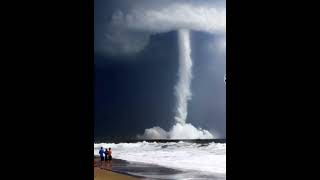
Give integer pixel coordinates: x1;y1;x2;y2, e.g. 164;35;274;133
94;141;226;174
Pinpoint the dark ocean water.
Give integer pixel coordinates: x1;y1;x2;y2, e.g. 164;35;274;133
94;138;226;144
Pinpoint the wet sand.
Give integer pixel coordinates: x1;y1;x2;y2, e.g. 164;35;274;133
94;159;141;180
94;157;225;180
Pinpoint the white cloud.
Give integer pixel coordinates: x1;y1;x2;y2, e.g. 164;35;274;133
111;3;226;34
95;1;226;55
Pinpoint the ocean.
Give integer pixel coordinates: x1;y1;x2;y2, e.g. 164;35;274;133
94;139;226;180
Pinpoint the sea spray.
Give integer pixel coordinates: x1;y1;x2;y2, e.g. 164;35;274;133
174;29;193;124
138;30;213;139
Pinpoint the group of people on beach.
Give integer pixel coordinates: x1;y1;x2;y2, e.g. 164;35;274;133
99;147;112;162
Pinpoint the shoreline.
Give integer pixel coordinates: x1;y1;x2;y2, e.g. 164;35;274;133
94;157;225;180
94;159;141;180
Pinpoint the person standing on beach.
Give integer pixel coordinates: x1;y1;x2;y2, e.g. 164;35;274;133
99;147;104;166
105;147;112;169
104;148;109;162
108;147;112;161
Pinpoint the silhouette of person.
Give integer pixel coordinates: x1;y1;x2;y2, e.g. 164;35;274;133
98;147;104;166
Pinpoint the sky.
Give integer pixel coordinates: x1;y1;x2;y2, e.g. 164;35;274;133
94;0;226;139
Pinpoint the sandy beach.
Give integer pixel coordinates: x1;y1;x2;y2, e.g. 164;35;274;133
94;167;139;180
94;158;140;180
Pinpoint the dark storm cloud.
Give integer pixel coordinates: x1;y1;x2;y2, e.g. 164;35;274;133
94;0;226;138
94;32;179;138
189;31;226;138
